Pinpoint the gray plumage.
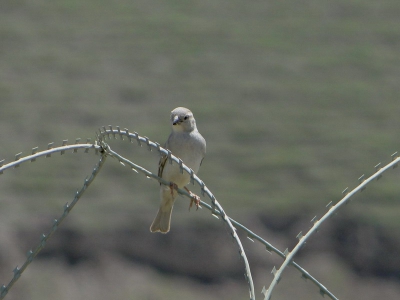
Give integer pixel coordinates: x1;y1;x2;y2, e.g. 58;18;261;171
150;107;206;233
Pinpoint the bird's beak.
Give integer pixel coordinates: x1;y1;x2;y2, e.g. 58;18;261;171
172;115;181;125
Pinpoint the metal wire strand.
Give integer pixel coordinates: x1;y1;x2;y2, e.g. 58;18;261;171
0;143;105;299
98;127;341;300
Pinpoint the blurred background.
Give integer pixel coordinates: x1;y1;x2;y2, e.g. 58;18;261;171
1;0;400;299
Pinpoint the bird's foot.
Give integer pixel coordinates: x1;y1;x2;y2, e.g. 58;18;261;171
169;182;178;196
185;187;201;211
190;194;201;211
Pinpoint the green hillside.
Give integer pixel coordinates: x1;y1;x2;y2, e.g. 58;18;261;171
1;1;400;299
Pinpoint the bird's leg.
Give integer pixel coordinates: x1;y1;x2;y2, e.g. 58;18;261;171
169;182;178;196
184;187;201;211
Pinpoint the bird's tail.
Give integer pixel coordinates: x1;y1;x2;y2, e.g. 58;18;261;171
150;188;175;233
150;206;173;233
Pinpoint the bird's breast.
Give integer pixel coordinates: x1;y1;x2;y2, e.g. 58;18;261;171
162;131;205;187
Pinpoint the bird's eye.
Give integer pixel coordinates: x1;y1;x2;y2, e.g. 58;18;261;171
184;115;189;120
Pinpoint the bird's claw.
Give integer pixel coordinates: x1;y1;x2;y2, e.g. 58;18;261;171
189;193;201;211
184;187;201;210
169;182;178;196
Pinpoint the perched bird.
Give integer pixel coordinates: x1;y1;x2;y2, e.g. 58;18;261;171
150;107;206;233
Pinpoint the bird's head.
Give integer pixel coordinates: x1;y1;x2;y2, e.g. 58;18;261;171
170;107;196;132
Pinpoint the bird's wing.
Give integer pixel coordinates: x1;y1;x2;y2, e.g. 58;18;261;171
158;154;168;181
158;138;170;183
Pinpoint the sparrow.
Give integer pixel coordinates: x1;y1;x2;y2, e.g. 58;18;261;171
150;107;206;233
